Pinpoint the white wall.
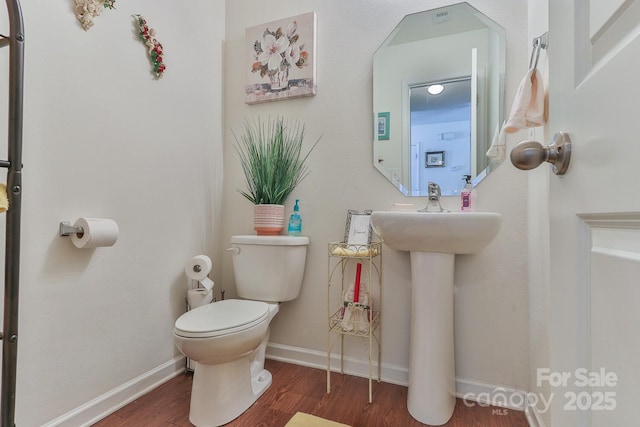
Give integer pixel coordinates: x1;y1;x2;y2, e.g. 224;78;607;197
413;120;472;193
0;1;225;425
223;0;531;393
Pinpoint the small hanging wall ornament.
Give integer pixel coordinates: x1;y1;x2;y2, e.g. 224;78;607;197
75;0;116;31
134;15;166;79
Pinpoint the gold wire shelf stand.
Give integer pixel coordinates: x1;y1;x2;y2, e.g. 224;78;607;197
326;241;382;403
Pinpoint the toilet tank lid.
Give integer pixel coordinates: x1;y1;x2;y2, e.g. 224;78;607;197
231;235;309;246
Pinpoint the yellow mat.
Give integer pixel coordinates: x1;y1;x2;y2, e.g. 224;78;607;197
285;412;351;427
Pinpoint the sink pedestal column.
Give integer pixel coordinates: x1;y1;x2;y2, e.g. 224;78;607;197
407;252;456;426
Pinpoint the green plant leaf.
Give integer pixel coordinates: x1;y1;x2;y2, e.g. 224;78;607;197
232;116;319;205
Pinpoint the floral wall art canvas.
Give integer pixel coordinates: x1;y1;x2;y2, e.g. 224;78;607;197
245;12;317;104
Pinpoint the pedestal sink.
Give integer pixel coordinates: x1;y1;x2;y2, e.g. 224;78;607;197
370;211;502;426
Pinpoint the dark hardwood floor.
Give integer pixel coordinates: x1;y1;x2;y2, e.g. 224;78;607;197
93;359;529;427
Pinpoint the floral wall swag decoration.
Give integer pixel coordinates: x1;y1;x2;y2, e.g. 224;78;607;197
134;15;166;79
245;12;317;104
75;0;116;31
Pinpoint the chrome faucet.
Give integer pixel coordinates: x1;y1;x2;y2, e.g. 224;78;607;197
419;182;448;212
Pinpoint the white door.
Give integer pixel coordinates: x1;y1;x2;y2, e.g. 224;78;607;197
549;1;640;425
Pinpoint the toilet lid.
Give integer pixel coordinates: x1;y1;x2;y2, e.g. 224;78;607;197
174;299;271;338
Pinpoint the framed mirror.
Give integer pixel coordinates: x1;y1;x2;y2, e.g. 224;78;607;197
373;2;506;196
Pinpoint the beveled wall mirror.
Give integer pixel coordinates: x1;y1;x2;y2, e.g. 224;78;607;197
373;2;506;196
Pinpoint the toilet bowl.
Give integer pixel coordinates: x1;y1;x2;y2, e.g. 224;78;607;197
174;300;278;426
173;235;309;427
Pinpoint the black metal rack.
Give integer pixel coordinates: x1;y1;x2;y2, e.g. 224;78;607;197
1;1;24;426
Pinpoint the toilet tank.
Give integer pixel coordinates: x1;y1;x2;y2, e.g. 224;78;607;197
230;235;309;302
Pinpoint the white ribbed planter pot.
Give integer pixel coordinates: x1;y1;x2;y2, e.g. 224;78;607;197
253;204;285;236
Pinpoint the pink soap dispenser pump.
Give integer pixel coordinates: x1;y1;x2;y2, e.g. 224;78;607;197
460;175;474;212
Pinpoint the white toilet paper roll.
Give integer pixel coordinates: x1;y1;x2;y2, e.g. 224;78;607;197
70;218;119;249
199;277;214;291
187;288;213;309
185;255;213;280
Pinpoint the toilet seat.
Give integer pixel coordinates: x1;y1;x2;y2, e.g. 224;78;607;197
174;299;270;338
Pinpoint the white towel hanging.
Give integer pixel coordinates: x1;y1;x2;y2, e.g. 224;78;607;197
504;68;546;133
486;121;507;162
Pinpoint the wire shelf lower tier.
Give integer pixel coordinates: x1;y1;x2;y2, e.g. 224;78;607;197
329;307;380;337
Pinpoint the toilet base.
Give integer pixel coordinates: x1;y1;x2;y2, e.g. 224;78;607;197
189;352;272;427
251;366;272;398
176;305;280;426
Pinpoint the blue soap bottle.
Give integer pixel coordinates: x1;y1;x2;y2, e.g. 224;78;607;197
287;199;302;236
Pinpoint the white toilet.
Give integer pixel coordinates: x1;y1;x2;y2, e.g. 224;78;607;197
173;235;309;427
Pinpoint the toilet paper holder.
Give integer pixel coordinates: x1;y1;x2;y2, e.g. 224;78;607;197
59;221;84;237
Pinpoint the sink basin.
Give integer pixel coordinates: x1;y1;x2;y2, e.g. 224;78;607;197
370;210;502;425
370;211;502;254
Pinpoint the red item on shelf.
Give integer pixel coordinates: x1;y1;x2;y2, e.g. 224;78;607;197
353;263;362;303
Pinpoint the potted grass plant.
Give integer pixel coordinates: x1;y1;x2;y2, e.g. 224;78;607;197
233;116;318;235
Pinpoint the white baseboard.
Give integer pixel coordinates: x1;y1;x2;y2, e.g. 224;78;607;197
267;343;534;421
42;357;185;427
455;377;528;411
266;342;409;386
524;393;547;427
